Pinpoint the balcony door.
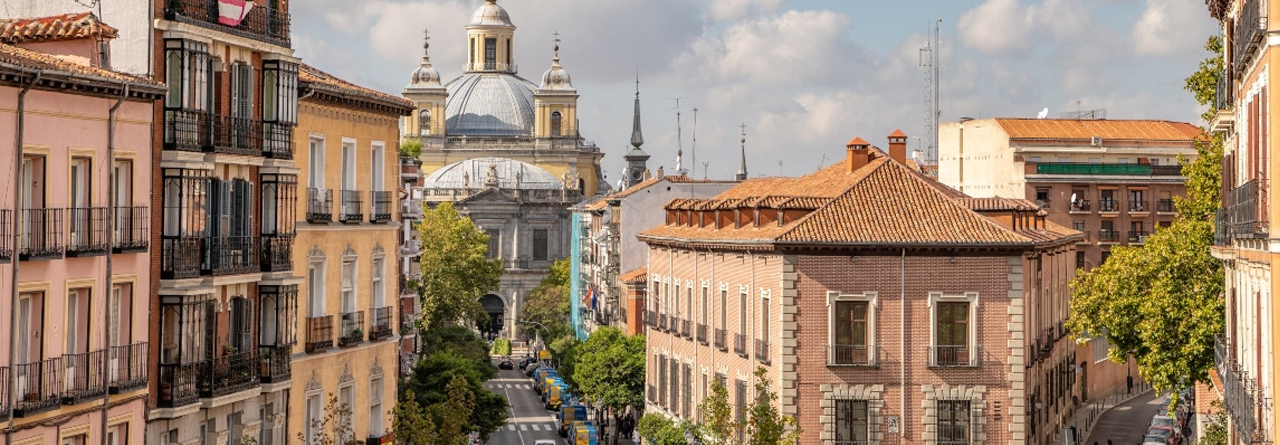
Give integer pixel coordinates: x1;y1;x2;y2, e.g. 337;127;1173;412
21;156;45;252
15;292;43;400
113;160;133;244
230;63;254;148
65;288;91;392
340;142;356;216
70;157;91;246
108;284;131;382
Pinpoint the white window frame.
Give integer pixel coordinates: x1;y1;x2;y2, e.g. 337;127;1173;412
826;291;878;365
760;289;771;340
305;391;322;445
339;382;355;443
308;260;326;317
737;285;749;336
308;135;325;189
340;138;357;191
371;141;385;192
370;377;385;436
372;255;386;308
927;292;980;366
341;258;357;313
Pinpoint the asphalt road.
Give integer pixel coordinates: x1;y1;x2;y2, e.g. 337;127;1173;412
484;365;562;445
1084;391;1164;445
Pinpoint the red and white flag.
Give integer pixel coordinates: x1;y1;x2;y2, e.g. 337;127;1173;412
217;0;254;26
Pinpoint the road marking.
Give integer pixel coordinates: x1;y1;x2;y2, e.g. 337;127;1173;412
520;424;528;431
508;425;516;431
522;384;530;389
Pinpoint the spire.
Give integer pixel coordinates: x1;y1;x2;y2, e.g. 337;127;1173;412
630;78;644;148
539;32;573;90
409;28;441;87
735;123;748;181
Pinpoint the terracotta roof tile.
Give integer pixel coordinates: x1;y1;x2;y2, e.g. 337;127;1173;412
992;118;1202;142
300;63;415;112
0;13;117;44
958;197;1041;212
0;42;160;87
889;128;907;137
619;267;647;284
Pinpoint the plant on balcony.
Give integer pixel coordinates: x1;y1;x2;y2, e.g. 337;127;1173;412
1069;38;1225;401
399;138;422;159
417;202;503;331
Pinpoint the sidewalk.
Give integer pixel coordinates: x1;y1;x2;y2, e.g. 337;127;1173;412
1079;390;1164;445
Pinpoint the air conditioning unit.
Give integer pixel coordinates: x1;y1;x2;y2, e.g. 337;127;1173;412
1090;136;1103;147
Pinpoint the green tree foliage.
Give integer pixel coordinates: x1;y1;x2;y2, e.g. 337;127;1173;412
401;350;509;442
417;202;503;329
296;392;358;445
1185;36;1224;124
419;324;497;380
548;335;581;390
391;390;436;445
1196;405;1227;445
744;368;802;445
573;327;646;445
698;379;742;445
1068;35;1226;396
637;413;701;445
434;375;477;445
519;258;573;342
400;138;423;159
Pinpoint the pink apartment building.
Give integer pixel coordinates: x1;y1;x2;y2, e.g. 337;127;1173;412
0;14;164;445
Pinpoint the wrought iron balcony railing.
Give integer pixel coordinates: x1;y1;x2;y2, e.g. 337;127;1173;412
681;319;692;339
205;236;260;276
734;333;747;357
108;342;148;394
1233;0;1266;74
62;349;107;405
370;306;393;341
827;344;878;367
755;339;771;364
1069;200;1091;212
307;188;333;223
370;191;393;223
200;349;259;398
714;328;726;350
67;207;110;257
211;115;262;156
340;190;363;223
260;234;293;272
1128;231;1150;244
306;315;334;353
13;357;62;417
1128;200;1149;212
157;361;201;408
696;323;708;345
20;208;64;261
339;311;365;347
164;0;291;47
1226;179;1269;240
1097;199;1119;213
262;121;293;160
1098;229;1121;243
112;206;149;253
928;345;983;368
658;314;669;332
161;236;203;279
259;344;291;384
1157;199;1175;213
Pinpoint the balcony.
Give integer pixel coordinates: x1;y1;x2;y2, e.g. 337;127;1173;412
211;115;263;156
340;190;363;223
161;236;203;279
1076;231;1091;244
1128;231;1150;244
658;314;669;332
714;328;726;350
205;236;260;275
1128;200;1149;213
13;357;63;417
1225;179;1269;240
261;235;293;273
62;350;107;405
681;319;692;339
262;121;293;160
307;188;333;223
164;0;291;47
20;208;64;261
112;206;149;253
158;361;201;408
696;323;708;345
162;110;290;157
200;349;260;398
0;210;11;263
1211;75;1236;134
1233;0;1266;75
339;311;365;347
1069;199;1091;213
401;238;423;256
827;344;879;367
402;198;422;219
259;345;291;384
928;345;983;368
370;191;393;223
66;207;110;257
1098;229;1121;243
1217;336;1270;444
755;339;771;364
1097;199;1120;213
734;334;747;357
1035;163;1184;176
108;342;148;394
306;315;334;353
370;306;393;341
0;367;8;421
399;305;418;336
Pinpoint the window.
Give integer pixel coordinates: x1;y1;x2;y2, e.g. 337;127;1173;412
1100;250;1111;264
734;379;747;434
341;260;356;313
308;137;325;188
469;38;475;65
487;229;501;259
230;62;254;119
419;110;431;136
370;378;385;437
657;354;667;407
305;392;322;445
70;157;91;209
106;423;127;445
340;385;354;443
760;292;771;340
62;434;87;445
506;38;511;66
16;292;43;364
67;288;90;354
835;400;869;445
934;301;969;366
484;37;496;67
372;256;385;308
308;261;326;317
718;289;727;330
669;358;679;413
551;111;562;137
682;363;693;417
1076;251;1085;269
113;159;133;207
228;411;244;445
1100;189;1116;211
164;39;211;112
686;284;693;323
230;297;253;352
372;142;385;192
163;429;178;445
262;60;298;125
110;283;132;353
532;228;549;261
738;290;747;335
201;419;216;445
700;286;708;325
674;282;682;320
1034;188;1049;205
1072;220;1085;232
832;300;869;365
937;400;971;445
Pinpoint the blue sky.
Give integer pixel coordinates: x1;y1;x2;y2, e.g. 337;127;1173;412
292;0;1219;182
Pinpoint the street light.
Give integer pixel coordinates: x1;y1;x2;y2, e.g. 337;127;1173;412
518;319;549;352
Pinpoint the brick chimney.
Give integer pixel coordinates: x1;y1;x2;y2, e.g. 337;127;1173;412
888;129;907;164
846;137;871;172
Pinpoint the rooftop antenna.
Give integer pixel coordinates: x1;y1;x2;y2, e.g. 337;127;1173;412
919;18;942;166
818;153;828;169
669;97;685;174
691;108;698;179
778;160;784;176
702;162;709;179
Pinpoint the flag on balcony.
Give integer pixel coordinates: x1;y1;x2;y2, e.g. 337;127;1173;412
218;0;254;26
588;287;597;311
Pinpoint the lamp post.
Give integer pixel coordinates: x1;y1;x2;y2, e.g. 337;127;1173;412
519;319;549;352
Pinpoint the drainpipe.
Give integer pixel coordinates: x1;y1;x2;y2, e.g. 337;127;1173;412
100;82;128;445
900;248;906;440
6;68;41;445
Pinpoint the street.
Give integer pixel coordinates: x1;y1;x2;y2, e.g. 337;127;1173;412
484;366;562;445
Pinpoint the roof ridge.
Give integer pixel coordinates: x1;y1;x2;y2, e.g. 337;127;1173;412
774;157;890;239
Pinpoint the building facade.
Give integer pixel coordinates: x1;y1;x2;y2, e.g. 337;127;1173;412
147;1;301;444
291;64;412;445
639;133;1089;445
937;118;1200;269
1205;1;1276;444
0;24;164;444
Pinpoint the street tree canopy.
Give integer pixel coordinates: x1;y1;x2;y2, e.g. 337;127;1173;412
417;202;503;329
518;258;573;342
573;327;646;445
1067;35;1225;395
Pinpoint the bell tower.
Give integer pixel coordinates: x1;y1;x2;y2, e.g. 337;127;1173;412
403;29;447;138
623;79;649;188
534;33;578;138
465;0;517;73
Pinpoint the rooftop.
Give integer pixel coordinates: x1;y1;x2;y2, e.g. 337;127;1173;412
0;41;163;97
581;174;739;211
0;12;117;44
990;118;1202;142
300;63;415;113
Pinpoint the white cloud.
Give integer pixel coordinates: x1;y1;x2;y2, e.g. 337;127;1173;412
1131;0;1217;56
708;0;787;22
957;0;1035;56
672;10;865;86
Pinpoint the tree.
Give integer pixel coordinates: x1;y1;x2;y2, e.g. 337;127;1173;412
400;137;422;159
548;335;581;390
401;350;509;442
1196;403;1227;445
698;379;742;445
1067;35;1225;397
434;375;477;445
518;258;573;342
637;413;700;445
744;368;801;445
391;390;436;445
417;202;503;329
573;327;646;445
297;392;357;445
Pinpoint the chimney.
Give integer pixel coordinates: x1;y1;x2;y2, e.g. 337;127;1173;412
887;129;908;164
845;137;871;172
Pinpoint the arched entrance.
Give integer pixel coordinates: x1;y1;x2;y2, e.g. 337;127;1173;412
478;294;505;338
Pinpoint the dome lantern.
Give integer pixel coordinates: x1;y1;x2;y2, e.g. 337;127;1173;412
409;29;442;87
539;33;573;90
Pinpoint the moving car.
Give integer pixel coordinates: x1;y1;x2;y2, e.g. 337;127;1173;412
498;358;513;370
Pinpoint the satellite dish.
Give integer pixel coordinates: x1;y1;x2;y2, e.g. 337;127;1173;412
1071;193;1078;203
1037;108;1049;119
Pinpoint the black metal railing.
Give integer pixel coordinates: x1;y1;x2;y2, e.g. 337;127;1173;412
200;349;259;398
164;0;291;47
1234;0;1265;74
1076;231;1091;244
1157;198;1175;212
658;314;669;332
62;349;107;405
696;323;708;344
20;208;64;260
1215;72;1234;111
755;339;771;364
0;367;9;421
1128;200;1149;212
260;235;293;272
734;333;747;356
205;236;260;275
1069;200;1091;212
370;191;393;223
306;316;334;353
210;115;262;155
164;109;209;152
340;190;363;223
158;361;201;408
1226;179;1269;239
714;328;726;350
370;307;393;341
161;236;203;279
112;206;149;253
307;188;333;223
1216;209;1230;246
827;344;878;367
67;207;110;257
1098;230;1121;242
259;345;291;384
400;306;417;336
108;342;148;393
681;319;692;339
929;345;982;368
643;310;656;327
339;311;365;347
0;210;11;263
13;357;62;417
262;122;293;159
1128;231;1150;244
1097;199;1119;212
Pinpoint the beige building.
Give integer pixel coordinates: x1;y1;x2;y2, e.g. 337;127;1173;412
291;64;414;444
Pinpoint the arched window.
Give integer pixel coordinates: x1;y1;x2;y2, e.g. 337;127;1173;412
418;109;431;136
550;111;562;137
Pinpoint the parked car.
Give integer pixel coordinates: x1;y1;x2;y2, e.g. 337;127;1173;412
525;363;540;377
499;358;514;370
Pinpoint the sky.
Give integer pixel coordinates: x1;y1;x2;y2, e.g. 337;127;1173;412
291;0;1220;183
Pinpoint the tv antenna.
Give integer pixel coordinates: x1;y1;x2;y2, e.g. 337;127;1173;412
669;98;686;174
691;108;698;179
919;18;942;167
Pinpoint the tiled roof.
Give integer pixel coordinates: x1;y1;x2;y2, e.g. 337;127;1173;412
0;13;117;44
300;63;415;113
619;267;647;284
958;197;1041;212
992;118;1202;142
0;42;162;89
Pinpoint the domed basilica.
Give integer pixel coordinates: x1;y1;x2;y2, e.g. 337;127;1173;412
403;0;607;339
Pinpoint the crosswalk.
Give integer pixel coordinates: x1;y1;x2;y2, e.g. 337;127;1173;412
486;383;533;390
507;423;558;432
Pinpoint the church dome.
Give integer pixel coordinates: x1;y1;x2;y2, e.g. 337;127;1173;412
444;73;537;136
423;157;564;190
469;0;514;28
540;51;573;90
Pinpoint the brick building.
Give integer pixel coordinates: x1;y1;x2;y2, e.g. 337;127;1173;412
638;132;1100;445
